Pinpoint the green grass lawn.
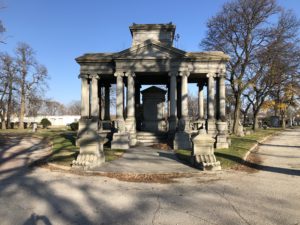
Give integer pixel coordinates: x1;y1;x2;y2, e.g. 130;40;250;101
175;128;283;169
0;128;125;166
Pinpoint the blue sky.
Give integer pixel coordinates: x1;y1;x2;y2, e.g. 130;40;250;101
1;0;300;104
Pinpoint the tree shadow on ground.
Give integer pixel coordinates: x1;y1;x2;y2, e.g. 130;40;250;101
215;152;300;176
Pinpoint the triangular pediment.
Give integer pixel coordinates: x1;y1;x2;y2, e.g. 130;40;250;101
115;40;187;59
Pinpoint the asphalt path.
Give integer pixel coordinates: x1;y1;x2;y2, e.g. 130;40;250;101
0;129;299;225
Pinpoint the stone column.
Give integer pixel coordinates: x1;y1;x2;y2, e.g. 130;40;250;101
135;83;141;130
127;73;135;118
125;72;137;145
180;71;190;131
168;71;177;132
91;75;100;117
207;74;215;120
112;71;129;149
198;82;204;120
115;72;125;131
216;74;229;148
73;73;105;169
104;84;111;121
125;72;136;146
219;75;226;121
80;75;89;117
173;71;191;150
207;73;217;136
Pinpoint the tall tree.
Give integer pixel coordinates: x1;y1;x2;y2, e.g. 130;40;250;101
15;43;48;129
201;0;280;134
0;53;17;129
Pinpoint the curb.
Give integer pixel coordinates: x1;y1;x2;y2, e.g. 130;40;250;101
243;130;283;161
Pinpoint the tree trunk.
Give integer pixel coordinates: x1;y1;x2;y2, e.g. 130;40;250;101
282;117;286;129
253;112;259;131
19;84;26;129
233;96;242;134
6;81;13;129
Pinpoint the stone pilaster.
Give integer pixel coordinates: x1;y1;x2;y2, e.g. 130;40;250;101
126;72;136;146
168;71;177;132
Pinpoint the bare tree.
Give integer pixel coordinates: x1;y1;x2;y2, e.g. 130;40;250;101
67;100;81;115
201;0;280;134
0;53;17;128
15;42;48;129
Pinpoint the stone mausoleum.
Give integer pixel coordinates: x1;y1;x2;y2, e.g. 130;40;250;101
73;23;230;169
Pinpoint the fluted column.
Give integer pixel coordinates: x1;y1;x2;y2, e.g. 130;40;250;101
104;84;110;120
207;74;215;120
91;75;99;117
219;75;226;121
168;71;177;131
198;82;204;120
80;75;89;117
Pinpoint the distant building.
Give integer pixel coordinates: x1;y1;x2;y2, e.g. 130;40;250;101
11;115;80;126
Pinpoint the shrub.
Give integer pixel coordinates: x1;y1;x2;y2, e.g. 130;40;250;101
70;122;79;131
40;118;51;128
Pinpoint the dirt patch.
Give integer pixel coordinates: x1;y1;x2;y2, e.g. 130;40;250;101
41;163;196;183
151;143;172;151
233;149;263;173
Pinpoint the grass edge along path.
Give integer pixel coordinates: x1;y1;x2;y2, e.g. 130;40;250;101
0;128;125;167
175;128;283;169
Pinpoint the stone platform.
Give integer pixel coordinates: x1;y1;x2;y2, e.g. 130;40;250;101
94;146;199;174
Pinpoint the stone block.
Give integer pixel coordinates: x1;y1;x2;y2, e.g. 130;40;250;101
192;129;221;171
173;131;192;150
111;132;130;150
72;134;106;169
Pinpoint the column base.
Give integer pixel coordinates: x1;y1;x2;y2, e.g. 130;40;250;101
173;131;192;150
125;117;137;146
207;119;217;136
111;132;130;150
72;133;106;170
216;121;229;149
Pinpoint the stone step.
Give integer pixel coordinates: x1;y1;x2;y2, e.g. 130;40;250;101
136;132;168;146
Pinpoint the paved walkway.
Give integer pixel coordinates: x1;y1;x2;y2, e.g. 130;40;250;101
0;129;299;225
96;146;199;173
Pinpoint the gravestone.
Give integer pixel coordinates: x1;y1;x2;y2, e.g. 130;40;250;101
141;86;166;132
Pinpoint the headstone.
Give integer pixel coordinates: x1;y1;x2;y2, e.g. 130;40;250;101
141;86;166;132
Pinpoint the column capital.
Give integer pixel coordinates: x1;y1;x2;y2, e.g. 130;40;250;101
90;73;100;80
114;71;124;77
179;71;190;77
78;73;89;79
125;71;135;77
206;72;217;78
